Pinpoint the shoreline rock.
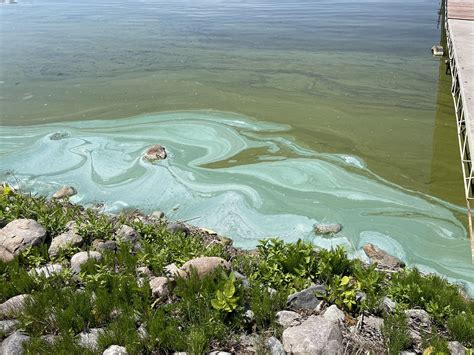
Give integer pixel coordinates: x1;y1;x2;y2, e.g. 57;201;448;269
313;223;342;235
52;185;76;199
0;295;29;318
49;229;83;257
282;315;343;354
70;251;102;273
287;284;325;311
180;256;230;278
0;219;47;262
363;243;405;269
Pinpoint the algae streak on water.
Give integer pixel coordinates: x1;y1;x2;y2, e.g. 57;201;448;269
0;111;472;293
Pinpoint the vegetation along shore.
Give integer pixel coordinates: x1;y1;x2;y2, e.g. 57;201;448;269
0;186;473;354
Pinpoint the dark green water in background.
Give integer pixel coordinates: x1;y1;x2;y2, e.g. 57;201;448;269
0;0;463;205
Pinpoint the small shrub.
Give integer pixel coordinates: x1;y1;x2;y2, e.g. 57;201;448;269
421;327;450;354
24;334;94;355
316;246;354;283
447;312;474;347
0;259;37;303
211;272;239;313
324;275;360;312
250;284;288;332
382;312;412;354
98;313;142;353
77;209;115;243
19;286;95;336
250;238;317;292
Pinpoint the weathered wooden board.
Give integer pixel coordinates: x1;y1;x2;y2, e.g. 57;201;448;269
448;0;474;20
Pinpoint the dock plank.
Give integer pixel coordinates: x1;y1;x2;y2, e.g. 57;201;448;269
448;0;474;20
446;0;474;257
448;19;474;147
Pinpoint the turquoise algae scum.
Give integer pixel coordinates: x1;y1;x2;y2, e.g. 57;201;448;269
0;111;472;293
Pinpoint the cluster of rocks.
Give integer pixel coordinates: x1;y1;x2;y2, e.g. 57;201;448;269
0;210;468;354
41;143;168;201
0;214;239;354
274;285;465;355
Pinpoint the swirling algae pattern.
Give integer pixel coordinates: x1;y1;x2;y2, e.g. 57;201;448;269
1;111;473;293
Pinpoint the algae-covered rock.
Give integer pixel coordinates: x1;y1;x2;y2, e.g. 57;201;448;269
143;144;167;162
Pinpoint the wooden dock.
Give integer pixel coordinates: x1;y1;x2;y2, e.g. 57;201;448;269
445;0;474;258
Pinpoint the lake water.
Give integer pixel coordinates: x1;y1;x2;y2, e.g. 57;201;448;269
1;0;473;292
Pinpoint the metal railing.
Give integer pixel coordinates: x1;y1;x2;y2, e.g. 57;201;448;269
444;0;474;257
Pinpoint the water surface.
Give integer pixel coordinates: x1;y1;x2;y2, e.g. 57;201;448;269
0;0;463;203
0;0;471;290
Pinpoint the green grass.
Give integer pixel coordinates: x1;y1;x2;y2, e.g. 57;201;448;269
381;312;412;354
0;189;473;353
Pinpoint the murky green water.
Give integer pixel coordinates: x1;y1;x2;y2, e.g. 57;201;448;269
0;0;463;204
0;0;471;290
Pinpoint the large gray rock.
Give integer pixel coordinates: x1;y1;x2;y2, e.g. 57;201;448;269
358;315;384;341
0;332;29;355
180;257;230;278
103;345;128;355
143;144;167;162
267;336;285;355
0;219;47;262
405;309;432;352
91;239;117;252
363;244;405;269
0;295;29;318
149;277;170;299
166;223;189;236
313;223;342;235
447;341;466;355
114;225;138;244
30;264;64;278
150;211;165;220
0;320;19;338
164;263;183;278
276;310;301;328
322;305;345;323
70;251;102;273
52;186;76;199
287;284;325;310
78;328;103;350
48;230;83;258
381;296;397;314
282;315;343;354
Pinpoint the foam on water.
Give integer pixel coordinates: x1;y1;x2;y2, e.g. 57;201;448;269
1;111;473;293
